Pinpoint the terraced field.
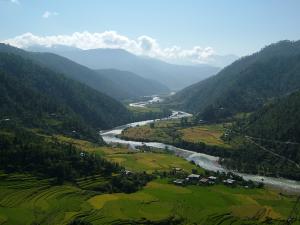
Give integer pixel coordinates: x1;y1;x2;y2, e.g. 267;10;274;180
1;172;298;225
1;138;299;225
85;179;299;225
0;173;93;225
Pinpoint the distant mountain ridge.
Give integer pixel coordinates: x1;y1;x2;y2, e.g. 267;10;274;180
0;44;169;100
95;69;169;98
27;46;220;90
169;40;300;120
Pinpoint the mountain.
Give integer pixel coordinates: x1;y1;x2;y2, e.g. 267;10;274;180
28;46;220;90
244;90;300;142
0;52;131;141
169;40;300;120
0;44;168;100
95;69;169;98
223;90;300;180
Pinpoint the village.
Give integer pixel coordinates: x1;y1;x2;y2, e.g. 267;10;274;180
170;167;263;189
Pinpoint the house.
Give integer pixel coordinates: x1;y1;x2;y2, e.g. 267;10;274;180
208;176;217;180
199;178;209;184
173;179;185;186
223;179;235;185
124;170;132;175
173;167;182;172
187;174;201;180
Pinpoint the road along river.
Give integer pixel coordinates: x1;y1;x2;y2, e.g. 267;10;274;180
100;99;300;193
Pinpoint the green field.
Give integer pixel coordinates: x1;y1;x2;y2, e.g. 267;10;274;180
55;135;203;174
120;120;230;148
0;173;298;225
0;136;299;225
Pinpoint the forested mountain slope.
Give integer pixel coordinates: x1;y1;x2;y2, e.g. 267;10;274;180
222;90;300;180
0;44;168;100
0;53;131;140
170;40;300;120
244;90;300;142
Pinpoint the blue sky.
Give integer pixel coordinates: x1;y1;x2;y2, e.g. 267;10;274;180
1;0;300;59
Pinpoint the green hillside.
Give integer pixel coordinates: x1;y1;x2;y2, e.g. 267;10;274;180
170;40;300;121
244;91;300;142
0;52;131;141
0;44;169;100
222;91;300;180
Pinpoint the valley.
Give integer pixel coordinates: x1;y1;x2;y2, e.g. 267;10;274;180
1;5;300;223
0;133;298;225
101;96;300;193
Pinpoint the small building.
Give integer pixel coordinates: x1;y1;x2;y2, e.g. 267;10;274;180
173;179;185;186
223;179;235;185
208;176;217;180
199;178;209;184
173;167;182;172
124;170;132;175
187;174;201;180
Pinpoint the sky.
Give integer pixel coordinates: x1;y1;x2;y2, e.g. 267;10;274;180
1;0;300;64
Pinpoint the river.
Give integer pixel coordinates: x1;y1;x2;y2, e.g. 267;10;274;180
101;97;300;193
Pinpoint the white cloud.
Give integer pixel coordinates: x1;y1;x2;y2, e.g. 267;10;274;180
8;0;20;4
2;31;216;64
42;11;58;19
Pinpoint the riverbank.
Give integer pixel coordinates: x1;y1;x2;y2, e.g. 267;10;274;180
100;97;300;193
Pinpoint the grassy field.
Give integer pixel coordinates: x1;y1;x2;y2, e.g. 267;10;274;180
127;104;171;122
0;173;298;225
55;135;202;174
180;124;230;147
86;179;298;225
127;105;163;113
106;151;203;173
0;136;299;225
120;120;230;148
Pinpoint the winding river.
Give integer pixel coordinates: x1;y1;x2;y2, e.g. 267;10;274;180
101;97;300;193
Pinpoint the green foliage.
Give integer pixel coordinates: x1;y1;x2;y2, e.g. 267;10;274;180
0;127;121;183
129;106;171;122
110;172;154;193
223;91;300;180
0;52;132;141
170;40;300;121
222;140;300;180
69;219;92;225
245;91;300;142
0;43;169;100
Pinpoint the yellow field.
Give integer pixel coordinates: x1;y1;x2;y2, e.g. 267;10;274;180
180;124;230;147
106;151;203;173
121;121;231;148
